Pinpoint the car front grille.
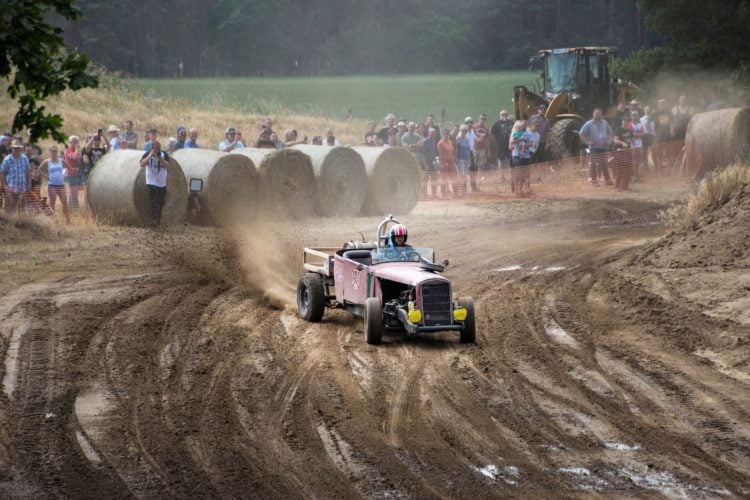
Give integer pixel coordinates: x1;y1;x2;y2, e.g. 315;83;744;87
421;281;452;326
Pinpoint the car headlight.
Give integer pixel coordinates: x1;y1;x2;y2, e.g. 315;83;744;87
453;307;467;321
407;301;422;324
408;309;422;324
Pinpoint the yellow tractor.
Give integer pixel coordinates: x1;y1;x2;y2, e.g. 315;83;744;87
513;47;638;160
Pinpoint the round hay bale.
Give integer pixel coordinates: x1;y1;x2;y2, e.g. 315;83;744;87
88;150;187;226
350;146;421;215
292;145;368;216
684;107;750;179
173;149;258;225
231;148;316;219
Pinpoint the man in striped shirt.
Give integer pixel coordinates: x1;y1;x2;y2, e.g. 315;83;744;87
0;139;30;214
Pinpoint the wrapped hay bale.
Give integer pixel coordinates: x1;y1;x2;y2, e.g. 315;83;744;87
684;108;750;179
173;149;258;225
350;146;421;215
88;150;187;225
232;148;316;219
292;145;368;216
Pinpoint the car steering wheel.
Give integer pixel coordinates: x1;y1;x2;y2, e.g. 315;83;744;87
399;250;419;262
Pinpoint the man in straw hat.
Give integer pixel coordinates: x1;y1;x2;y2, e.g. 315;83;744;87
0;139;31;214
106;124;122;150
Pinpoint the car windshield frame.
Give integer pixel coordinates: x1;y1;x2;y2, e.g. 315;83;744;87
373;246;435;264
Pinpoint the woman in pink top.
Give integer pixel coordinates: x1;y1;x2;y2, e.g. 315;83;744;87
63;135;82;209
437;128;457;197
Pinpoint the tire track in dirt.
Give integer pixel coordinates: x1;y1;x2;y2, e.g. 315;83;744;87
2;197;750;496
2;277;149;498
384;353;424;448
262;343;324;498
461;259;749;495
310;322;412;498
79;288;188;497
588;270;750;487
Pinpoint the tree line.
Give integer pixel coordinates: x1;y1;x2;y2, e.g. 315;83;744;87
63;0;655;78
6;0;746;140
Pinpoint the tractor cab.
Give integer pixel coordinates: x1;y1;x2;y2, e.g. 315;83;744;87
537;47;616;116
514;46;637;160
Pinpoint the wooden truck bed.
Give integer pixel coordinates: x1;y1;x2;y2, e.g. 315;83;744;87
302;247;340;277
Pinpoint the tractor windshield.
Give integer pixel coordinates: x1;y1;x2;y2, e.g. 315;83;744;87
544;52;581;93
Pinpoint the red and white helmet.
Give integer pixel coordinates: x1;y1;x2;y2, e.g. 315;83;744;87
390;223;408;243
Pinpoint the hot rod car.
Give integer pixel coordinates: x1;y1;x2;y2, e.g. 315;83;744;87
296;215;476;344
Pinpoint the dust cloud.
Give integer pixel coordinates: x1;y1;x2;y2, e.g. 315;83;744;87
643;70;749;108
150;220;299;310
221;217;300;310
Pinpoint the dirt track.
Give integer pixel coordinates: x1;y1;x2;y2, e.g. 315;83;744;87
1;187;749;498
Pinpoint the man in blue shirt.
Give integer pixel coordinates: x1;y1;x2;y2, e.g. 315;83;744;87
143;128;158;152
579;108;614;186
185;128;200;149
0;140;31;214
173;127;187;150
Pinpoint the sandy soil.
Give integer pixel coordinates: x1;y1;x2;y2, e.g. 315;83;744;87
1;181;749;498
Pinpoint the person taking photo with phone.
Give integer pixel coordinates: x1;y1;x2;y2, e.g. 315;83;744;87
139;141;170;227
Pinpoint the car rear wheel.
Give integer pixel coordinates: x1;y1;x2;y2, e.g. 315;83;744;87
297;273;325;322
458;297;476;343
364;297;383;345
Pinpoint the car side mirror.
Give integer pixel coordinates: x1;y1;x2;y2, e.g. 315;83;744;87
356;264;364;271
441;259;449;267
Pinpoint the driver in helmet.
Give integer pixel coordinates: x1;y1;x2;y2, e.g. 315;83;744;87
386;223;414;259
389;223;409;247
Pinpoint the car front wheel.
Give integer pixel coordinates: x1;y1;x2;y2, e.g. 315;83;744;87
364;297;383;345
458;297;476;343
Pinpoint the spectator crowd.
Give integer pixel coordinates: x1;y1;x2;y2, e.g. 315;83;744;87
0;90;734;221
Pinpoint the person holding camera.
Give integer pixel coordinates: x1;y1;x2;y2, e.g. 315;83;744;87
253;124;276;149
219;127;244;152
282;129;307;147
83;130;109;185
139;141;170;226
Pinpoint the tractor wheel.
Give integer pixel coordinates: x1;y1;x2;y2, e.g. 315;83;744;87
364;297;383;345
458;297;476;344
547;118;584;161
296;273;325;322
